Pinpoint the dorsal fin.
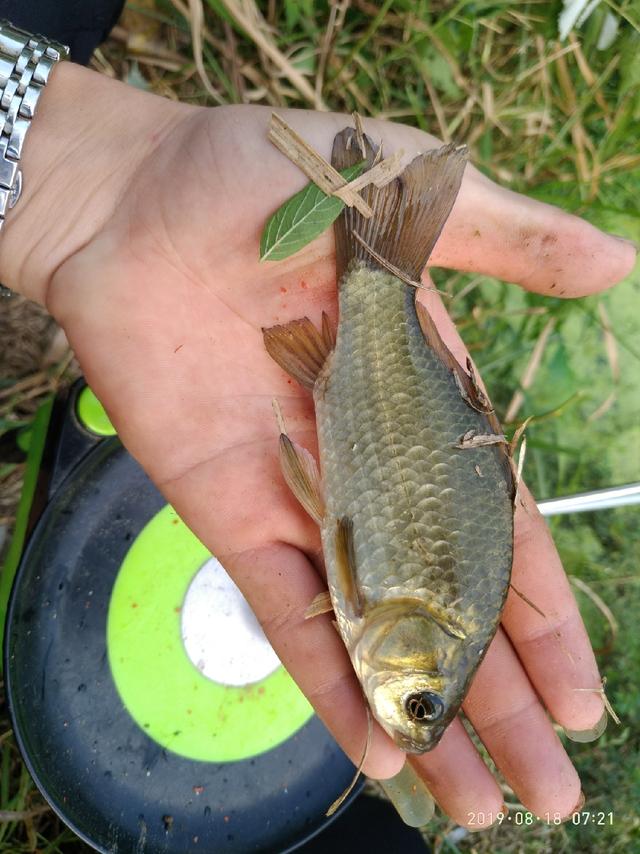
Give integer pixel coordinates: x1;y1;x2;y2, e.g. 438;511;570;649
414;300;515;501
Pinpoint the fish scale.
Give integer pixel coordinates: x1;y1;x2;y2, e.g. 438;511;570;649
316;266;513;651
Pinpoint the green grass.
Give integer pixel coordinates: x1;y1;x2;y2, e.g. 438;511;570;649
0;0;639;850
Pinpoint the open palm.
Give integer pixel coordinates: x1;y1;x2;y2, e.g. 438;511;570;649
43;100;634;826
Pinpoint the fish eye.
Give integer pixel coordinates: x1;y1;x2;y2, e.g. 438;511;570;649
404;691;444;723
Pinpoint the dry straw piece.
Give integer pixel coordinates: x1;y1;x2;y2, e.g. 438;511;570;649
268;113;373;216
268;113;407;218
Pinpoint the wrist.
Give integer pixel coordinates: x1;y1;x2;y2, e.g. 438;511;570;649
0;61;186;304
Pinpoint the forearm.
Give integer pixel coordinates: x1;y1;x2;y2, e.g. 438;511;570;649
0;61;185;304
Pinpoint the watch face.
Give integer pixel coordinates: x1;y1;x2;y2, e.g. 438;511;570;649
5;385;360;853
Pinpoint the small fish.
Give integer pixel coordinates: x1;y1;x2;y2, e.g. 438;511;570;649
263;128;514;754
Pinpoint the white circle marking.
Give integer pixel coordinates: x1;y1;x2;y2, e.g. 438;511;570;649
181;557;281;687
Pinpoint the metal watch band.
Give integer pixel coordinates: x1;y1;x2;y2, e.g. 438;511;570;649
0;20;69;233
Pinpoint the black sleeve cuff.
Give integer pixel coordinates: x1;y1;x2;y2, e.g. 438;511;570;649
0;0;126;64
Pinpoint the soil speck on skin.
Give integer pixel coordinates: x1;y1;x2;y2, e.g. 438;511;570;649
550;283;557;289
280;287;287;294
300;280;308;289
174;344;184;353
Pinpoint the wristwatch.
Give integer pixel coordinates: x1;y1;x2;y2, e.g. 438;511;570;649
0;20;69;234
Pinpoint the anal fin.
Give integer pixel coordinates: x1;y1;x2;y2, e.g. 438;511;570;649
421;600;467;641
304;590;334;619
263;312;334;390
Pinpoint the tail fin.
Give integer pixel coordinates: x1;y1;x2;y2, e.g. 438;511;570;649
331;128;467;282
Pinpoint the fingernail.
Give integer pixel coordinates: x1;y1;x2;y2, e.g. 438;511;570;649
565;789;586;824
607;233;639;253
378;760;435;827
563;708;608;743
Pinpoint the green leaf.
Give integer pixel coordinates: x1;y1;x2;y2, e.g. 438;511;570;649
260;163;364;262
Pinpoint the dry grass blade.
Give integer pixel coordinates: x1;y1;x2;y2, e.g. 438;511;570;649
515;42;579;83
574;677;622;725
219;0;325;108
223;20;246;102
352;231;427;289
587;392;616;422
588;302;619;421
505;317;556;423
0;806;51;823
170;0;242;62
570;576;619;656
568;33;612;126
480;81;511;138
514;435;527;502
271;397;287;435
556;52;592;185
352;111;366;157
509;414;533;456
316;1;350;104
268;114;373;216
423;76;450;143
186;0;225;104
509;582;546;619
597;301;620;383
332;150;405;202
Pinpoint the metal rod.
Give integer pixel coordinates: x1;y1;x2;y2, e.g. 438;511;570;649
537;482;640;517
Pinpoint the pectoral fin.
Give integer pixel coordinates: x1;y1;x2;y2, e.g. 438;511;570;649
421;601;467;641
263;312;334;390
336;516;364;618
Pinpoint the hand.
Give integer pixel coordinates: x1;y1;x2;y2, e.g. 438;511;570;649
3;63;635;827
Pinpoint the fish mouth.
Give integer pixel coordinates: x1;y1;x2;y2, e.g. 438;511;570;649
392;726;445;754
